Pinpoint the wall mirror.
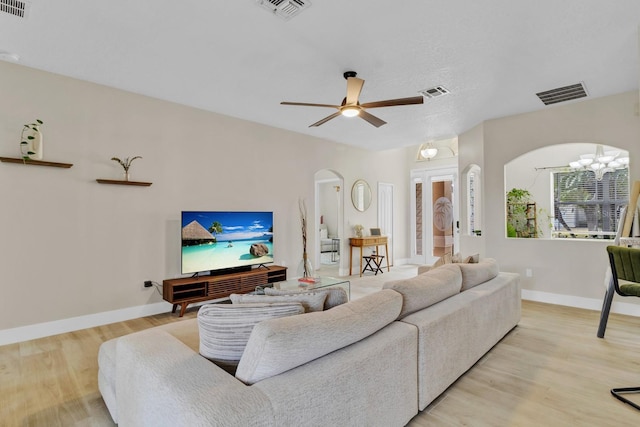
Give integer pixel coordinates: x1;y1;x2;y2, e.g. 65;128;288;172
351;179;372;212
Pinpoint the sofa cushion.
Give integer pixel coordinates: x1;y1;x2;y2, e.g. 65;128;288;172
458;258;499;291
97;338;119;422
198;303;305;373
264;286;348;310
235;289;403;385
383;264;462;318
230;292;327;312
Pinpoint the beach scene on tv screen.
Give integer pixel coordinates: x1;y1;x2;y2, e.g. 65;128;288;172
181;211;273;274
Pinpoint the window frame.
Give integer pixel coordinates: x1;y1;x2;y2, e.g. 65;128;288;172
551;168;628;239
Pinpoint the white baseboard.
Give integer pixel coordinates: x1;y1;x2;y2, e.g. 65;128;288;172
0;301;174;347
521;289;640;317
3;287;638;347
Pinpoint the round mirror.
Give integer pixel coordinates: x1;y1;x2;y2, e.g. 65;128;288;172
351;179;372;212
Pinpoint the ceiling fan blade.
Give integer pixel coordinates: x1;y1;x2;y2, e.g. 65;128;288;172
360;96;424;109
281;101;340;109
345;77;364;105
358;110;387;127
309;111;342;127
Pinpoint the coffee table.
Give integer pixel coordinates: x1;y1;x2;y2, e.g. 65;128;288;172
274;276;351;300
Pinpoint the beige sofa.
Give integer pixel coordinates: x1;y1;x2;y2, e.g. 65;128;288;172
98;259;520;426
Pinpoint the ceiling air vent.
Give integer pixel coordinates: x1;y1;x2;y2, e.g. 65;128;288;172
1;0;30;18
419;86;450;99
255;0;312;21
536;82;588;106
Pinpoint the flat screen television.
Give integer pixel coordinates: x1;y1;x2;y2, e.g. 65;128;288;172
181;211;274;275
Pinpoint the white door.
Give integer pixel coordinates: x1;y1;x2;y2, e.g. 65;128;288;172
378;182;394;266
410;167;458;265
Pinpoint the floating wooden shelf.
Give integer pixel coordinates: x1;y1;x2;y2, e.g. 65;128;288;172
96;179;152;187
0;156;73;168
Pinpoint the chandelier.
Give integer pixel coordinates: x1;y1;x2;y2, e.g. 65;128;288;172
568;144;628;180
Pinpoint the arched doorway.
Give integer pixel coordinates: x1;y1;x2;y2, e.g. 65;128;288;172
314;169;344;276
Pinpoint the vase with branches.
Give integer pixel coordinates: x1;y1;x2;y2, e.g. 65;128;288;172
298;198;315;280
111;156;142;181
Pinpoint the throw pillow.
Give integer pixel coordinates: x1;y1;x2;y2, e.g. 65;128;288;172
198;302;304;374
453;252;479;264
264;287;348;310
230;292;327;312
431;252;452;269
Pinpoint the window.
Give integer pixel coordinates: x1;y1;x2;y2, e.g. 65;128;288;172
465;164;481;236
552;168;628;239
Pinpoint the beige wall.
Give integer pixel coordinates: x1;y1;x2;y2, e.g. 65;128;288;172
0;61;411;335
459;91;640;311
4;60;636;337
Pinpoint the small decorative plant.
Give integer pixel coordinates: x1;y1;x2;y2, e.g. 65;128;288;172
506;188;538;238
20;119;43;160
111;156;142;181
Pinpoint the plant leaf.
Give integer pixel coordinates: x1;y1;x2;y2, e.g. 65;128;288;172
36;119;43;124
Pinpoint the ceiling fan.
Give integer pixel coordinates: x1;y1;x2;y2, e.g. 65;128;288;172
281;71;424;128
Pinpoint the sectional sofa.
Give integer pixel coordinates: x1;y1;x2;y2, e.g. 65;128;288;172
98;259;520;426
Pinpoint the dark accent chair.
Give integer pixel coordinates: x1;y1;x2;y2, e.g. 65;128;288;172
604;245;640;410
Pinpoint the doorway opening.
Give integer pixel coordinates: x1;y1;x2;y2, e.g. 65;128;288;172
314;169;344;276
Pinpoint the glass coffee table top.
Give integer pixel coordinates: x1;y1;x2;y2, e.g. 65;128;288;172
274;276;350;299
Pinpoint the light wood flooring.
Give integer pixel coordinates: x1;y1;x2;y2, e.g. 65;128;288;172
2;300;640;426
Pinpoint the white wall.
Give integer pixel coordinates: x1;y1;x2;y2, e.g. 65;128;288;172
459;91;640;313
0;61;411;340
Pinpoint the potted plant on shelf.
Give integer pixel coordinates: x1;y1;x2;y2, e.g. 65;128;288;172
20;119;44;161
111;156;142;181
506;188;538;238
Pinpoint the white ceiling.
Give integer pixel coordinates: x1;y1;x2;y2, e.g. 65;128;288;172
1;0;639;151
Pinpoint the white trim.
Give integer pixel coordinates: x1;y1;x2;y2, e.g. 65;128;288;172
522;289;640;317
5;286;638;346
0;301;173;346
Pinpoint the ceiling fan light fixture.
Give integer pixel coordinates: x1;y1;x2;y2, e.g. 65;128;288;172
341;106;360;117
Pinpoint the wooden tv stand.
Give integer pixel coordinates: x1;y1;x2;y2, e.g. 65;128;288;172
163;265;287;316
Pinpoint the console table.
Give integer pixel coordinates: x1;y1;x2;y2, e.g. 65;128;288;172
163;265;287;316
349;236;389;277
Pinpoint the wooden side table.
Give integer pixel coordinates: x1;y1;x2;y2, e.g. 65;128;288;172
349;236;389;277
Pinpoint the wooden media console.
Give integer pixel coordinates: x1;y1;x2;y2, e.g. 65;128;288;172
163;265;287;316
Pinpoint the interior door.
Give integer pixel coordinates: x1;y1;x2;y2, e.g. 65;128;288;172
410;167;458;265
432;179;454;256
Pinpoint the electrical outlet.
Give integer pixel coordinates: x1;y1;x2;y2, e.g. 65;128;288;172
144;280;153;288
525;269;533;278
